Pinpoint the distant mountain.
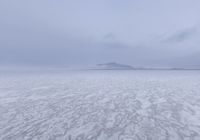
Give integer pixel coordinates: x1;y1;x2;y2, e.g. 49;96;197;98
87;61;200;70
96;62;134;70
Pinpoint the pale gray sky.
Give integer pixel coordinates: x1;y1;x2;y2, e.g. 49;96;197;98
1;0;200;68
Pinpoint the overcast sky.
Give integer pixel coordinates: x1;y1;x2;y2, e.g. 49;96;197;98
1;0;200;68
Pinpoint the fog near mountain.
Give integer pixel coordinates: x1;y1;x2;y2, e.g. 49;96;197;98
1;0;200;68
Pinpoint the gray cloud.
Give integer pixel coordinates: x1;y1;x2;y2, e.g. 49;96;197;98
163;28;197;43
1;0;200;68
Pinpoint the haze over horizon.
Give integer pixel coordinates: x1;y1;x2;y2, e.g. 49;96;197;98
1;0;200;68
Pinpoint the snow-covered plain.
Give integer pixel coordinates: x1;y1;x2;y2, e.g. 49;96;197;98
0;70;200;140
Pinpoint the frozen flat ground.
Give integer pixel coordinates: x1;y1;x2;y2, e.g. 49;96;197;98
0;70;200;140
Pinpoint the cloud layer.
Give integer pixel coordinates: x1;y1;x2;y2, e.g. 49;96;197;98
1;0;200;68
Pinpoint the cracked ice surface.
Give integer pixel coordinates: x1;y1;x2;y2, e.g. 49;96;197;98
0;70;200;140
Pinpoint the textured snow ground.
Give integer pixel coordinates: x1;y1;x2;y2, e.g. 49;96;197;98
0;70;200;140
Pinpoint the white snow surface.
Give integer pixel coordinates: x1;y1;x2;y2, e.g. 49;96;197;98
0;70;200;140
